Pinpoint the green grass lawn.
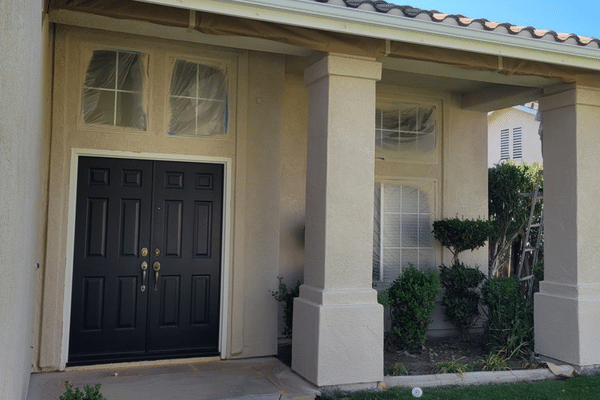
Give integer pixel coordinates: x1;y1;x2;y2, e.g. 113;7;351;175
318;373;600;400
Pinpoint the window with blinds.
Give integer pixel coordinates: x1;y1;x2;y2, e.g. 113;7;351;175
373;181;436;284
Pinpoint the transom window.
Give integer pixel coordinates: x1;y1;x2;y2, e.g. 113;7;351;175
168;59;228;137
82;50;147;130
375;102;437;162
373;181;436;284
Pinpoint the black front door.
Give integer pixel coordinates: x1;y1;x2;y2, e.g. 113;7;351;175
69;156;223;365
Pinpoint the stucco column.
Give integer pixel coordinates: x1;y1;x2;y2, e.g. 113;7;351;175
535;84;600;367
291;54;383;386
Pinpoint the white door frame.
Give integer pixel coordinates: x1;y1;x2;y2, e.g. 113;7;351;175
60;148;233;369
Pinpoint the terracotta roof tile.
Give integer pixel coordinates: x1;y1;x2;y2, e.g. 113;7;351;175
310;0;600;49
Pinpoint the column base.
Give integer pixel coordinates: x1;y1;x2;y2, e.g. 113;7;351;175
291;293;384;386
535;282;600;367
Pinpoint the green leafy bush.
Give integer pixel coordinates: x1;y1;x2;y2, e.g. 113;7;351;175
478;352;511;371
59;381;106;400
439;261;486;340
488;162;543;277
386;362;409;376
270;277;301;339
386;264;439;348
432;217;493;263
481;276;534;359
433;357;474;375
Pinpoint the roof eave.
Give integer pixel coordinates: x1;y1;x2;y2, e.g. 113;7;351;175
136;0;600;72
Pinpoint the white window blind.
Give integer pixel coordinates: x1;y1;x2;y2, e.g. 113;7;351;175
373;182;436;284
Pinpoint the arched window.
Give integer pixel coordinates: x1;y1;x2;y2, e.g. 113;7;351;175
373;181;436;284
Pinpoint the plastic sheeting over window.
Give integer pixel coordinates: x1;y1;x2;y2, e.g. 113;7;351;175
373;181;436;284
82;50;147;130
168;59;228;137
375;103;436;162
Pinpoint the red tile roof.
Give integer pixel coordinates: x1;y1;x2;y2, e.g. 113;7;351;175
312;0;600;48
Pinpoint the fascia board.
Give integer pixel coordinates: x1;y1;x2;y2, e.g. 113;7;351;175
135;0;600;71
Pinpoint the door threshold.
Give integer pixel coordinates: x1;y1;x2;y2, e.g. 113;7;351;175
64;356;222;372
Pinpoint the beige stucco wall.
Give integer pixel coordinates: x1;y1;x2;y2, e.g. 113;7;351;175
373;88;489;337
443;94;489;267
236;51;284;357
34;23;490;371
535;85;600;367
276;79;489;341
36;26;285;369
0;1;50;398
276;68;308;338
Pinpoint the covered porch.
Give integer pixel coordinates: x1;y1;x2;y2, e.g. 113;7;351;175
37;0;600;389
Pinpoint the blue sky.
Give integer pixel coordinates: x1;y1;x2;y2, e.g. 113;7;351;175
405;1;600;39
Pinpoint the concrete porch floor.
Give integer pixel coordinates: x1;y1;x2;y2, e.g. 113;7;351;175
27;357;320;400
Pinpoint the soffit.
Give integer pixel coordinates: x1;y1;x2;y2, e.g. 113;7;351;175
46;0;593;109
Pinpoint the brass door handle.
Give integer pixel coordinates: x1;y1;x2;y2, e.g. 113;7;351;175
153;261;161;291
140;261;148;292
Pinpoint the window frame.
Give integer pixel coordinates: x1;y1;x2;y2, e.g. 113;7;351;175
165;55;235;139
512;127;523;160
499;126;524;161
375;94;442;164
75;41;239;141
77;44;151;133
372;178;439;285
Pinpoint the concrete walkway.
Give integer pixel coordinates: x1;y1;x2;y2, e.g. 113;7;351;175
27;357;320;400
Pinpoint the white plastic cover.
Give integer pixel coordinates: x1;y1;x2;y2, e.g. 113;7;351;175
373;181;436;284
375;103;436;162
82;50;147;130
168;59;228;137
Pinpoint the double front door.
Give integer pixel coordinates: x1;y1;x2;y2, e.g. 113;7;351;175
69;156;224;365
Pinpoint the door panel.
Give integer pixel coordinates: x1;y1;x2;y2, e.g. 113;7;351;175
70;157;153;363
69;157;223;365
147;162;223;355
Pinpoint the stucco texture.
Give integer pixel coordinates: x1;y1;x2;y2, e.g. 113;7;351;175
0;1;48;399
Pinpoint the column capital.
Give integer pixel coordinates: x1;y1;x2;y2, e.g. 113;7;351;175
304;53;382;86
540;84;600;111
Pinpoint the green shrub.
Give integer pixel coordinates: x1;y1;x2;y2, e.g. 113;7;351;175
478;352;511;371
481;276;534;359
386;264;439;348
59;381;106;400
433;357;473;375
432;217;492;263
439;261;486;340
488;162;543;277
270;277;301;339
386;362;409;376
